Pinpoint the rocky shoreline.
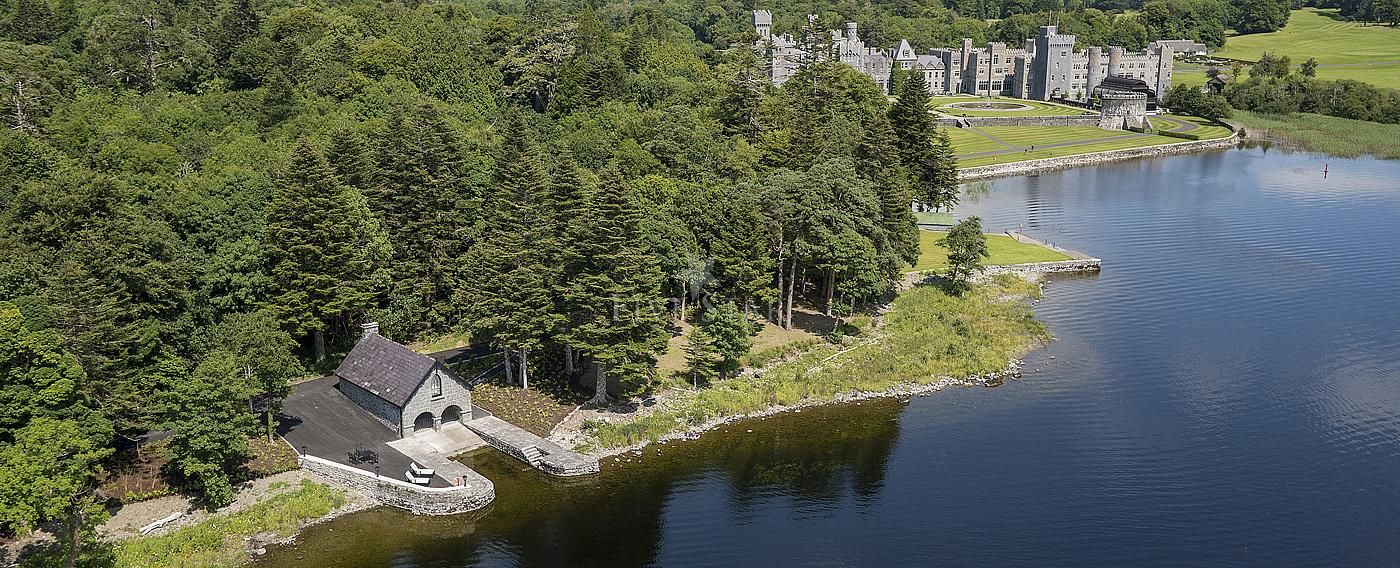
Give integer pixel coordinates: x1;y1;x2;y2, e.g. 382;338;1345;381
575;359;1030;461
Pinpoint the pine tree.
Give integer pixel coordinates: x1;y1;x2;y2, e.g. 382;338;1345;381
858;113;919;270
710;194;776;314
889;72;960;210
547;149;586;377
681;325;721;388
698;301;752;379
264;140;381;361
457;113;560;388
561;166;667;404
374;104;468;336
325;126;376;192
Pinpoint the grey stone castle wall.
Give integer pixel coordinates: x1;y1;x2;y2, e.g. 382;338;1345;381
338;379;400;433
300;455;494;515
397;364;473;436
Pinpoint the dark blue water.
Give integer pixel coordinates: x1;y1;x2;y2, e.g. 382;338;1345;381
259;146;1400;567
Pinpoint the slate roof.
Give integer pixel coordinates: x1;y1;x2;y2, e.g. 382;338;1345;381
914;55;945;69
335;334;438;408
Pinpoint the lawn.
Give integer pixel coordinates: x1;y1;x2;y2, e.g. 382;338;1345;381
911;229;1070;273
931;95;1092;117
947;117;1233;168
1175;9;1400;91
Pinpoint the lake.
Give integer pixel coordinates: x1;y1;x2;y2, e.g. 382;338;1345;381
258;146;1400;567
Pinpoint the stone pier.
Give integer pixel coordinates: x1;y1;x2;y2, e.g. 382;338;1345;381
465;416;600;476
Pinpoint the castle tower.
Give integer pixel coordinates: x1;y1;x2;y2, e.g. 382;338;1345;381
1030;25;1075;100
1108;45;1123;78
1152;43;1173;102
845;21;858;42
961;38;973;92
753;10;772;40
1086;46;1103;99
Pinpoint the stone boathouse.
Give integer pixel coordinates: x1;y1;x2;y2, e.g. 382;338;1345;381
335;323;472;438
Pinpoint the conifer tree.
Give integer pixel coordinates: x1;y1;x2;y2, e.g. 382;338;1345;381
681;324;721;388
889;72;961;210
458;113;560;388
547;149;587;376
264;140;381;361
326;126;376;192
858;113;920;271
374;104;468;335
561;166;667;404
698;301;752;379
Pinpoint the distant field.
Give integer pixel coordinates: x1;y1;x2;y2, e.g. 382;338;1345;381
912;230;1070;273
931;96;1091;117
1175;9;1400;91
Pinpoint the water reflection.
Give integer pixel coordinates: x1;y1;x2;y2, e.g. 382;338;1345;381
258;400;907;568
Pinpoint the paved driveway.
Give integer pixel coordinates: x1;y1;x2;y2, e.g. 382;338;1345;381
278;376;450;487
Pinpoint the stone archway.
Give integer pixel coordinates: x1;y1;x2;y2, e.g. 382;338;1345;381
442;405;463;424
413;412;436;432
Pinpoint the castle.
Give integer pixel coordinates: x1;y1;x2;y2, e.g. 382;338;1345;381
753;11;1176;102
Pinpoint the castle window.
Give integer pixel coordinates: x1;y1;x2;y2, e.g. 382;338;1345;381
431;371;443;398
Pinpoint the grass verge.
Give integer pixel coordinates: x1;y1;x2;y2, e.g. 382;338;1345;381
113;480;346;568
1233;111;1400;159
912;230;1070;273
582;275;1047;450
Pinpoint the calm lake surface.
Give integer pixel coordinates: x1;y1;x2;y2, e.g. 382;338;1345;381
258;146;1400;567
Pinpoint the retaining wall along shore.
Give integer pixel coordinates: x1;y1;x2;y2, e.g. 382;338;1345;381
959;134;1239;181
982;259;1102;275
300;455;495;515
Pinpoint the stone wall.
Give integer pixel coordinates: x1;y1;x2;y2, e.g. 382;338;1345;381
466;416;600;477
982;258;1102;275
398;363;473;436
338;379;401;434
959;134;1238;181
937;115;1101;128
300;455;494;515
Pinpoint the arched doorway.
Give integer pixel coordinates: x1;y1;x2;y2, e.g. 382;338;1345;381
413;412;436;432
442;405;463;424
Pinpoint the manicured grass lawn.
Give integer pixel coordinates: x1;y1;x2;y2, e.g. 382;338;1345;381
978;125;1135;146
944;126;1007;153
914;211;953;225
931;95;1092;117
911;229;1070;273
956;135;1183;167
1176;9;1400;91
948;116;1233;168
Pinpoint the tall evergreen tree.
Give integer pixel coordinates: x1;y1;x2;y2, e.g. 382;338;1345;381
374;104;469;337
561;166;667;404
457;113;560;388
326;126;376;192
264;140;382;361
889;72;960;210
